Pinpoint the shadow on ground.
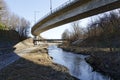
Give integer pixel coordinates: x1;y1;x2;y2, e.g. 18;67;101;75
0;30;75;80
0;53;74;80
0;30;27;48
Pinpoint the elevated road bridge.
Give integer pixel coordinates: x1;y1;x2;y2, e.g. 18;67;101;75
32;0;120;36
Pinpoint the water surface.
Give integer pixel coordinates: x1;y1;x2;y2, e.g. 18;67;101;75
48;46;111;80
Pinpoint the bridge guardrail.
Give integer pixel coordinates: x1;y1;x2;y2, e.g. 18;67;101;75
35;0;78;25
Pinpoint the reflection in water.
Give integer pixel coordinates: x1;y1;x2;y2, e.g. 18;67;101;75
48;46;111;80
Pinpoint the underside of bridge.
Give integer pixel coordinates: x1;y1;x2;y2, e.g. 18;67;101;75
32;0;120;36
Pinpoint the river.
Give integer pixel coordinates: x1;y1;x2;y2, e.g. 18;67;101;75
48;46;112;80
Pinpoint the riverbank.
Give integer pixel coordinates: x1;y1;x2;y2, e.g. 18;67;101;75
85;51;120;80
60;45;120;80
0;46;75;80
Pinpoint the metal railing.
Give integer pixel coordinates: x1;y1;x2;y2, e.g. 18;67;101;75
35;0;78;24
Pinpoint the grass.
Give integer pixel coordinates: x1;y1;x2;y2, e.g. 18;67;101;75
0;50;74;80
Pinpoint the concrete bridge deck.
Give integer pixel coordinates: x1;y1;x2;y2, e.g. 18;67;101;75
32;0;120;36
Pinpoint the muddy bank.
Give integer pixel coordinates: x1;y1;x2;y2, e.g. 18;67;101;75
0;47;75;80
59;46;120;80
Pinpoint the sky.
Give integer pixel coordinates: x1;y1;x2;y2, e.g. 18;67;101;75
5;0;89;39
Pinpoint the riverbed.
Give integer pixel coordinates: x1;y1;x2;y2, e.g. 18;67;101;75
48;46;112;80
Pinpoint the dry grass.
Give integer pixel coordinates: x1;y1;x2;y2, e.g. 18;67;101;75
0;50;74;80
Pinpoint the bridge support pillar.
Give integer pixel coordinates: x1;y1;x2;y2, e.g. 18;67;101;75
33;36;45;46
33;36;38;45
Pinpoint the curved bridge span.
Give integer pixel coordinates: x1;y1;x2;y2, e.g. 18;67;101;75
32;0;120;36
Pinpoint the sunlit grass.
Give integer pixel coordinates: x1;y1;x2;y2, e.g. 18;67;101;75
0;48;74;80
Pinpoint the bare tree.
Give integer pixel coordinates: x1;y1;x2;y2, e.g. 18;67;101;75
0;0;9;24
0;0;31;41
18;17;30;37
62;21;84;45
62;29;71;45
